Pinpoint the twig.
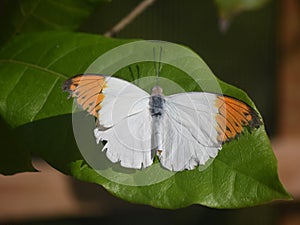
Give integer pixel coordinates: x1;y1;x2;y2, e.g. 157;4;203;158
104;0;157;37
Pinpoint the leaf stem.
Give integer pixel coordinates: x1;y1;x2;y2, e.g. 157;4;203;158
104;0;156;37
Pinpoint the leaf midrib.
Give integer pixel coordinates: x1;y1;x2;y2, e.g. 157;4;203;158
0;59;68;79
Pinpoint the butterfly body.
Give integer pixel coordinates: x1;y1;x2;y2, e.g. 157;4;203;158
149;86;166;156
63;74;262;171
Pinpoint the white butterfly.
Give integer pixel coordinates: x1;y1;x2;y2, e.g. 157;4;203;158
63;74;261;171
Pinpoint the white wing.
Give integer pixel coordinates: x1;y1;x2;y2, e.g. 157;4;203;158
94;108;153;169
159;92;222;171
99;76;150;128
94;77;153;169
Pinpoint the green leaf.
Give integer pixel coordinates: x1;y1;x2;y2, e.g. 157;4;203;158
0;32;128;127
214;0;271;19
0;0;110;44
69;128;291;209
0;31;291;208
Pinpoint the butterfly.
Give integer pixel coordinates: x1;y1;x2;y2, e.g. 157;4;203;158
62;74;262;171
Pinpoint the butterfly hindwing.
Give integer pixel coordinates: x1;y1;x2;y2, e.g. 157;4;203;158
158;93;221;171
94;107;153;169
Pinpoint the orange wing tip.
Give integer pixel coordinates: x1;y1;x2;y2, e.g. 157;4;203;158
62;74;107;118
215;95;263;144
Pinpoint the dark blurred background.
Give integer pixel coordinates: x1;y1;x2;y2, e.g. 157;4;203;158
81;0;278;136
1;0;300;224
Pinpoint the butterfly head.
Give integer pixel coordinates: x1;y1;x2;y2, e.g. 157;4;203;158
151;85;164;96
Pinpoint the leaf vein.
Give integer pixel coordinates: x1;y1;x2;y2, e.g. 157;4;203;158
0;59;68;79
45;46;81;68
4;66;28;108
31;78;59;121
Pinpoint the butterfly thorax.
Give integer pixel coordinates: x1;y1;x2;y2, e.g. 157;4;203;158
150;86;165;117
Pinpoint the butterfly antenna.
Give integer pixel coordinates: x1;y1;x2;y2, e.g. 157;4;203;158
153;47;157;83
153;46;163;85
